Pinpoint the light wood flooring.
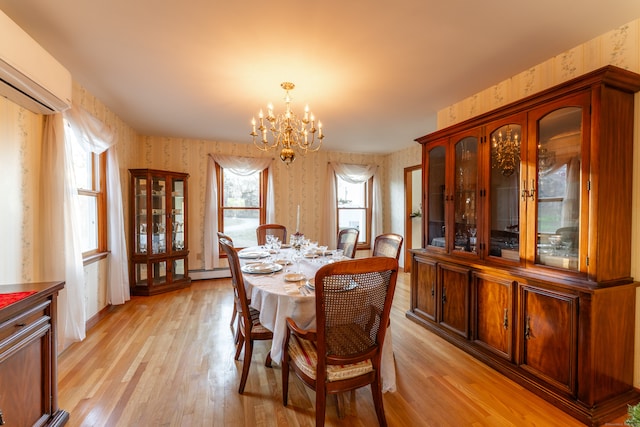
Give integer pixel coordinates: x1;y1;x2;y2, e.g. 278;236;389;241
57;272;623;426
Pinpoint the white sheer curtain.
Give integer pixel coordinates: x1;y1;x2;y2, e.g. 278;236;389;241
40;114;87;349
322;162;381;249
203;154;274;269
63;106;130;305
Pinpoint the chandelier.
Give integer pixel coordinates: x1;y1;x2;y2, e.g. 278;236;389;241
492;126;520;177
250;82;324;165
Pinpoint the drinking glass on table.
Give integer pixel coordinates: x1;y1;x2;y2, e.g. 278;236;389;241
332;249;343;262
291;250;303;274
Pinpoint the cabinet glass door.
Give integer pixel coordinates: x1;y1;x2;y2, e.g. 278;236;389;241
171;178;186;252
134;177;148;254
151;176;167;254
453;136;478;253
535;107;582;271
426;144;446;249
489;123;522;261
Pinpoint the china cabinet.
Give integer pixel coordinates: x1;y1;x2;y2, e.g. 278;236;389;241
408;66;640;426
129;169;190;296
0;282;68;427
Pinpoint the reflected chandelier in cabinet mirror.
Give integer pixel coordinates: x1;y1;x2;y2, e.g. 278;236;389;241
489;123;521;261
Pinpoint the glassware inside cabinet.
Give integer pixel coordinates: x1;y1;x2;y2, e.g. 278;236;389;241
172;178;185;251
151;176;167;254
173;258;186;280
535;107;581;271
427;145;446;249
489;124;521;261
135;177;148;254
453;136;478;253
152;261;167;285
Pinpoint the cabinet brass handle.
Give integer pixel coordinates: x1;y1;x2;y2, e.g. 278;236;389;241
441;287;446;304
521;180;528;201
503;308;508;330
0;408;5;425
431;286;435;297
529;179;536;201
524;316;531;340
15;323;26;328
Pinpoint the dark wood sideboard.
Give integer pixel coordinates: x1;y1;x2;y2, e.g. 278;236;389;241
0;281;68;427
408;66;640;426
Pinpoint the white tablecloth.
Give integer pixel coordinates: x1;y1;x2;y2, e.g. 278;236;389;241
240;247;397;392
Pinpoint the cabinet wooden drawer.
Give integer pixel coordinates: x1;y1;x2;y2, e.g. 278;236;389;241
0;300;50;356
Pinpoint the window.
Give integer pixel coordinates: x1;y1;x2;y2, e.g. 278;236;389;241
337;176;372;247
217;164;267;248
67;121;107;258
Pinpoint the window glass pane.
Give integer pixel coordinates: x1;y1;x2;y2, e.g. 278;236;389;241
337;179;365;208
78;194;98;252
537;200;564;234
338;209;366;243
223;208;260;247
69;134;93;190
223;170;260;208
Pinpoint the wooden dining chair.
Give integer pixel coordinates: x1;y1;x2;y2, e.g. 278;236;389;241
217;232;240;343
337;227;359;258
372;233;404;260
219;237;273;394
256;223;287;246
282;257;399;427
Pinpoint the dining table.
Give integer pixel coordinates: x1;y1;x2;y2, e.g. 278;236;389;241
238;246;397;393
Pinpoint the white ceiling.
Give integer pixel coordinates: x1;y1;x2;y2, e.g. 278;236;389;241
1;0;639;154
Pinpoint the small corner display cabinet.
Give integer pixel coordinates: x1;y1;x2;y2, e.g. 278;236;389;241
129;169;191;296
407;66;640;426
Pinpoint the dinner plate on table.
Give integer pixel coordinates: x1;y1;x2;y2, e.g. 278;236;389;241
274;259;292;266
305;279;315;290
241;263;283;274
238;250;270;259
284;273;306;282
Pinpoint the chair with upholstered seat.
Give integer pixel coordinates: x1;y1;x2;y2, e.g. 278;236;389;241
282;257;399;427
256;223;287;246
219;237;273;394
372;233;404;260
337;227;359;258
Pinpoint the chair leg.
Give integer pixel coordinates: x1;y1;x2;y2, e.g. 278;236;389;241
371;377;388;427
265;350;272;368
282;355;290;406
316;387;327;427
234;332;244;361
238;338;253;394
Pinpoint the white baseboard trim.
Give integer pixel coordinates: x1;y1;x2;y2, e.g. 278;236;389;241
189;268;231;280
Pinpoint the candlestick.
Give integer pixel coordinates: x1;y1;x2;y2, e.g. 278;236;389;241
296;205;300;232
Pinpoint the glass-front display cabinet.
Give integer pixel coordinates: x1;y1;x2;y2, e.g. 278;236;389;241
129;169;190;296
410;66;640;426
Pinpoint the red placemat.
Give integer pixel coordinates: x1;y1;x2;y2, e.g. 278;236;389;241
0;291;37;310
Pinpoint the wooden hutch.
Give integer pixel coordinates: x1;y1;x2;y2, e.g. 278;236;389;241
408;65;640;426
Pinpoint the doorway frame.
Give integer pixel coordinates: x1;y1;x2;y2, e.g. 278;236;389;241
404;165;422;273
